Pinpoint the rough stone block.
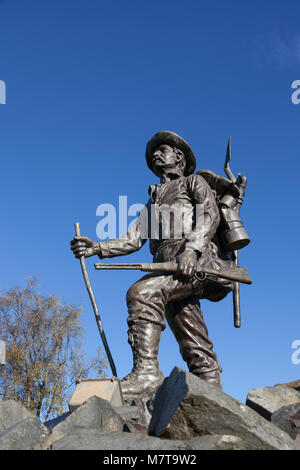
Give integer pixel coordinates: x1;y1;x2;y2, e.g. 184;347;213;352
148;367;295;450
246;385;300;420
271;403;300;440
51;429;187;450
0;400;34;434
51;430;249;451
0;416;49;450
275;380;300;391
187;434;248;450
51;395;127;437
113;405;142;422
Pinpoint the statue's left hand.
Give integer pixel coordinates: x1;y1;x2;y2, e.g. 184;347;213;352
176;250;198;278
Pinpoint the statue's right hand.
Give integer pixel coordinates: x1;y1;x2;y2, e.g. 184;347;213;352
70;236;100;259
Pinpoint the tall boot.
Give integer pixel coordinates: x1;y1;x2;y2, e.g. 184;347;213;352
121;322;164;398
198;369;222;389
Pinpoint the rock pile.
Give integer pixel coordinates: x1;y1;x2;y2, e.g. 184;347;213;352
246;379;300;449
0;368;298;450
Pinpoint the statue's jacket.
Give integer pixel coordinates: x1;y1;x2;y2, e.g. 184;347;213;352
99;174;234;302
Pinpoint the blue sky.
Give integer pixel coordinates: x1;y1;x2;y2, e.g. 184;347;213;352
0;0;299;404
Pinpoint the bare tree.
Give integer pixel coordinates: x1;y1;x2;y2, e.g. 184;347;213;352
0;278;108;420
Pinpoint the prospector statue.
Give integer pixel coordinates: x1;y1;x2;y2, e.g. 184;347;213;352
71;131;251;399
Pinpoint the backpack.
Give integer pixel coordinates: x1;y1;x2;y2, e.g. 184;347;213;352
196;169;250;253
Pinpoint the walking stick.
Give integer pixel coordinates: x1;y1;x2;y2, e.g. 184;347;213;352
74;222;117;377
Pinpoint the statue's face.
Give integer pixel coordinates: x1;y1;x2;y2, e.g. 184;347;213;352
152;144;182;176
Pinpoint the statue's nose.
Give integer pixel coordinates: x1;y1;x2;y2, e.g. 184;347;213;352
153;152;164;161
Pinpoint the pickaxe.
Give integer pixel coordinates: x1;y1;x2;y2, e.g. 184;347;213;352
224;137;248;328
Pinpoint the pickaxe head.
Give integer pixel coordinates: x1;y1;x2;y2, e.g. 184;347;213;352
224;136;236;183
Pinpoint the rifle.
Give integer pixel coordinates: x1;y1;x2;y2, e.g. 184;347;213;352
94;260;252;285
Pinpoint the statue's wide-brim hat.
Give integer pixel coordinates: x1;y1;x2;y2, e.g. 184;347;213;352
146;130;196;176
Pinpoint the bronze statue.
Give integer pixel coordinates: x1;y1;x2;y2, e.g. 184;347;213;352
70;131;251;399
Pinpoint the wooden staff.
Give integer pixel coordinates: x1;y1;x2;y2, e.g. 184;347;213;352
74;222;117;377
